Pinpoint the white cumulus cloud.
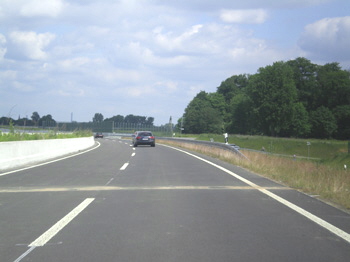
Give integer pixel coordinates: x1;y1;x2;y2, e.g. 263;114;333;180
0;33;6;60
220;9;269;24
299;16;350;60
9;31;56;60
20;0;64;17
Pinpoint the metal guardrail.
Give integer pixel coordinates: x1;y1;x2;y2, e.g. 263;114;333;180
157;137;249;159
242;148;320;160
105;134;319;161
104;134;246;158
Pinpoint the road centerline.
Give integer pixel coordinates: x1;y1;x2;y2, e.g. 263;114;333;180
0;186;290;193
120;163;129;170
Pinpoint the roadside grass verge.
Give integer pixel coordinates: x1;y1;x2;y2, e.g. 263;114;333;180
0;130;92;142
158;139;350;210
182;134;348;160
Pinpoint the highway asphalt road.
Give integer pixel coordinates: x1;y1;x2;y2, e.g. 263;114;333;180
0;137;350;261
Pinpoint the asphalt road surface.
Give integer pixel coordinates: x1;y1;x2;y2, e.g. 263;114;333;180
1;138;350;262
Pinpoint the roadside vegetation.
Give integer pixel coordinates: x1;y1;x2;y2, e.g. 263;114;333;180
0;128;92;142
181;133;349;163
159;135;350;210
181;58;350;140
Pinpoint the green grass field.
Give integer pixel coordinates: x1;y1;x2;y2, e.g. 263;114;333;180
178;133;350;170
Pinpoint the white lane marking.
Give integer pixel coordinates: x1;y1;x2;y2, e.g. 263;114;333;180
261;189;350;244
29;198;95;247
13;246;36;262
0;185;289;193
105;178;114;186
161;144;350;245
120;163;129;170
131;152;136;157
0;142;101;177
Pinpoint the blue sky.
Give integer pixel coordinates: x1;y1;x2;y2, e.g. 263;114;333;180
1;0;349;125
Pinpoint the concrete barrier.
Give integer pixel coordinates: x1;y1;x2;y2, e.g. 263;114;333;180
0;137;95;171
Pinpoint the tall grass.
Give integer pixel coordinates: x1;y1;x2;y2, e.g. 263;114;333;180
0;130;92;142
188;134;348;160
159;139;350;210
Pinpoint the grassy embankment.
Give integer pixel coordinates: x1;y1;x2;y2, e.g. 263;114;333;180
160;134;350;210
0;129;92;142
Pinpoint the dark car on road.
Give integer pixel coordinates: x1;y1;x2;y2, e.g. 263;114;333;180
132;131;155;147
94;132;104;138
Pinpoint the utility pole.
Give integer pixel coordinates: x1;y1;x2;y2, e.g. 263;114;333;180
180;117;184;135
169;116;173;137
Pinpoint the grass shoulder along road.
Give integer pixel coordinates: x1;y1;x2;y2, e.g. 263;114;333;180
158;137;350;211
0;130;92;142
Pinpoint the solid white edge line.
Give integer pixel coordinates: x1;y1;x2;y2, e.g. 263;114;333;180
160;144;350;244
13;246;36;262
29;198;95;247
260;189;350;243
120;163;129;170
0;142;101;177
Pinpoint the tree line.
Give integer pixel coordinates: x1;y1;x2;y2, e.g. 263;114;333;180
182;57;350;139
0;112;56;127
1;112;155;127
92;113;155;126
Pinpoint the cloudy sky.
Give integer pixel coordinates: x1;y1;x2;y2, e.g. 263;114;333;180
1;0;349;125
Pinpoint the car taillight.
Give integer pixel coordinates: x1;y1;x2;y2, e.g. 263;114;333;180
150;136;154;139
136;136;141;139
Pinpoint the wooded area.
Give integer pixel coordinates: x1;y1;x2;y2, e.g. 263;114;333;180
182;57;350;139
0;112;155;130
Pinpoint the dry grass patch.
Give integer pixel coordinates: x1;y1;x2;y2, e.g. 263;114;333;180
159;139;350;210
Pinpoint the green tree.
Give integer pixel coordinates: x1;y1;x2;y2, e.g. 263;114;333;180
104;115;124;123
31;112;40;126
333;105;350;140
39;114;56;127
93;113;104;123
124;114;148;125
0;116;13;125
227;93;254;134
182;57;349;138
183;91;223;134
288;102;311;137
316;63;350;110
310;106;337;138
207;92;226;119
287;57;318;111
145;117;154;126
216;74;249;103
247;61;298;136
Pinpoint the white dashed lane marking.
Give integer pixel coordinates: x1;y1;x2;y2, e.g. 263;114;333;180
120;163;129;170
